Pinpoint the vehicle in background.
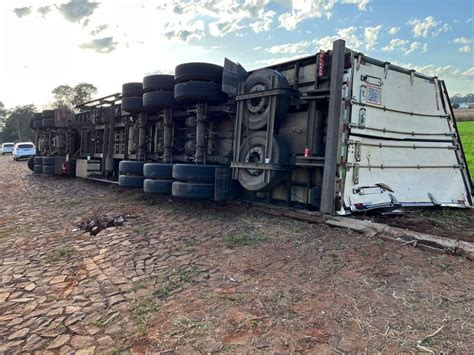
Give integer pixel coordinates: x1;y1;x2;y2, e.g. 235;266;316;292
1;143;15;155
13;142;36;161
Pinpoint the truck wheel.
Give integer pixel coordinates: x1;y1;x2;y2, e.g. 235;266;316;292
42;110;55;118
172;181;214;199
118;175;145;188
42;165;55;174
143;163;173;179
121;97;144;113
174;81;227;105
143;75;175;92
172;164;220;183
238;131;289;192
42;118;55;128
144;179;173;194
122;82;143;97
119;160;144;175
175;63;223;84
143;91;175;110
43;157;55;166
34;165;43;173
242;69;291;130
34;156;43;165
30;113;42;129
32;120;42;129
27;156;35;171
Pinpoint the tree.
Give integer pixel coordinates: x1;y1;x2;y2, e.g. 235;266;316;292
52;83;97;111
0;104;37;143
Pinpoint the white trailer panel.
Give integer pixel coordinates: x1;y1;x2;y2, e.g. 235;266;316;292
341;56;472;213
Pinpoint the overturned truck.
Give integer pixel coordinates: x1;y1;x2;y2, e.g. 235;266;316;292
29;39;473;215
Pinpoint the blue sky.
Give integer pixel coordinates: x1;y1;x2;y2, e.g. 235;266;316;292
0;0;473;108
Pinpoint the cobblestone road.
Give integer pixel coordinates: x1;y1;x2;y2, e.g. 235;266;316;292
0;155;473;354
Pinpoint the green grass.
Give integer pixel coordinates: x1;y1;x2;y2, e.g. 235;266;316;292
49;246;75;262
224;232;267;248
458;121;474;180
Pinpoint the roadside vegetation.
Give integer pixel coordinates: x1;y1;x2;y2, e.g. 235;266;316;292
458;120;474;179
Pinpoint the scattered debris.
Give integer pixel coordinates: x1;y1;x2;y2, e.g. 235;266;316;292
78;213;134;236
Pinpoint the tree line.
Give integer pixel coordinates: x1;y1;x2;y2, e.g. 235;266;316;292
451;94;474;108
0;83;97;144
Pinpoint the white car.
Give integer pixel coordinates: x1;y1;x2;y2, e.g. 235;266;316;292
12;142;36;161
1;142;15;155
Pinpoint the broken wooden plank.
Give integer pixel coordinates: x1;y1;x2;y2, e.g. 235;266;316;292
327;217;474;260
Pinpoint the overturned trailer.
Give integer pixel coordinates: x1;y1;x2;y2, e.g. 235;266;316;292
29;39;473;215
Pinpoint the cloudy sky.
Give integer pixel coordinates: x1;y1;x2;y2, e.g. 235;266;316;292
0;0;473;109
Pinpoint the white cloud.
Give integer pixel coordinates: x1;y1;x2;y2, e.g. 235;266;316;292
278;0;336;31
462;67;474;77
405;41;421;55
408;16;439;37
266;25;375;56
454;37;474;44
364;25;382;50
156;0;273;39
267;40;312;54
209;18;244;37
254;54;309;66
404;42;429;55
409;64;461;78
277;0;372;31
340;0;370;11
432;23;451;37
459;45;472;53
381;38;409;51
388;27;400;35
164;19;205;42
249;10;275;33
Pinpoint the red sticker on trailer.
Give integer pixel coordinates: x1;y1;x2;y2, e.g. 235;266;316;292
366;84;382;105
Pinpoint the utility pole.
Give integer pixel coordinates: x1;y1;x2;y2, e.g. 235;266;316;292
17;117;22;141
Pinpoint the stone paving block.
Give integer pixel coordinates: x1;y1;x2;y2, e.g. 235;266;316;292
47;334;70;349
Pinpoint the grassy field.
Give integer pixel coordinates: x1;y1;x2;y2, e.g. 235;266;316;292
458;121;474;179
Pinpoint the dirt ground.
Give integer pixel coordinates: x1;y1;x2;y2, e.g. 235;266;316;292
0;155;473;354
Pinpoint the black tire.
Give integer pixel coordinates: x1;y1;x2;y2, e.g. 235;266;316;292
174;81;227;105
42;118;55;128
143;163;173;179
119;160;144;175
42;165;55;174
144;179;173;194
121;97;144;113
34;156;43;165
122;82;143;97
43;157;55;166
34;165;43;173
172;164;220;183
27;156;35;171
30;113;43;129
118;175;145;188
143;91;175;110
32;120;42;129
42;110;55;118
172;181;214;199
238;131;289;192
242;69;291;130
143;75;175;92
175;63;223;84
